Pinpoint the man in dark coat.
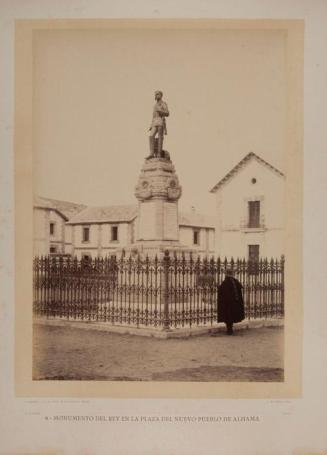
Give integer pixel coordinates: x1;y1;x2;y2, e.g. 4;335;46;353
217;268;245;335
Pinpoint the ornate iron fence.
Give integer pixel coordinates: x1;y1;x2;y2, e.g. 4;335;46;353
33;252;284;329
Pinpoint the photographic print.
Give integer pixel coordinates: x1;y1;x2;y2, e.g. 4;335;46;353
15;19;303;397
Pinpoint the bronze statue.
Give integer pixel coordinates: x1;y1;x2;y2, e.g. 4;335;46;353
147;90;169;159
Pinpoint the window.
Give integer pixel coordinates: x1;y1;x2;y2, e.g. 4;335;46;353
193;229;200;245
248;244;260;262
82;226;90;242
50;246;57;254
248;201;260;228
82;253;91;261
248;245;260;273
111;225;118;242
50;222;55;236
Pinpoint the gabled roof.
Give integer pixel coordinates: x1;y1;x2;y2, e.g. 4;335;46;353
210;152;285;193
179;212;215;229
34;196;86;221
67;205;138;224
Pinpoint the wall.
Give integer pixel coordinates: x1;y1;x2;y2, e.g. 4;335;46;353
72;222;132;259
33;207;68;255
179;226;215;256
215;159;285;259
71;222;216;259
48;210;67;254
34;210;226;259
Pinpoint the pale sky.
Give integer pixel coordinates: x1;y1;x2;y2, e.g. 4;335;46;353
33;28;287;214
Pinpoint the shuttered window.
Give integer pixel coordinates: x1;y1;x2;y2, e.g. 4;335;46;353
193;230;200;245
248;201;260;227
248;244;260;262
82;227;90;242
111;226;118;242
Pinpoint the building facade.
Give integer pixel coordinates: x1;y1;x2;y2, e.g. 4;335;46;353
33;198;215;259
33;196;86;256
33;153;285;260
210;152;285;259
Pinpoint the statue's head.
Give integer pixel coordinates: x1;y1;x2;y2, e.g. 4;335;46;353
155;90;163;100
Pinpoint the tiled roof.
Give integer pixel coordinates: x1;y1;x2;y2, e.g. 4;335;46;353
67;205;138;224
210;152;285;193
35;197;216;228
34;196;86;220
179;212;215;229
34;196;52;209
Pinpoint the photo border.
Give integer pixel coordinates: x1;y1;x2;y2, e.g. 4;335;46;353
15;18;303;398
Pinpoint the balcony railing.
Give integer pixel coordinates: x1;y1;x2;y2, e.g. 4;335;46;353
240;215;265;230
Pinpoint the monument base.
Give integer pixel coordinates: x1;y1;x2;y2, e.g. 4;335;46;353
137;199;179;242
135;156;182;245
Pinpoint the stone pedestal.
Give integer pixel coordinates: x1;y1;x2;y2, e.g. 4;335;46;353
138;200;178;241
133;156;183;256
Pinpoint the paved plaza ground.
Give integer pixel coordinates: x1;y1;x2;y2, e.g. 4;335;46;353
33;321;284;382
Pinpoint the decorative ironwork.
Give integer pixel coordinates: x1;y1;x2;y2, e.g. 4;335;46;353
33;253;285;329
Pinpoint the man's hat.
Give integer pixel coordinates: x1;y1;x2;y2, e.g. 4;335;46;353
155;90;163;96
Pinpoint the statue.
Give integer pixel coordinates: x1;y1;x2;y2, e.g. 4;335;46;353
147;90;169;159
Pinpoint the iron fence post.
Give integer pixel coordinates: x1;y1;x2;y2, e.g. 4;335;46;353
163;250;170;330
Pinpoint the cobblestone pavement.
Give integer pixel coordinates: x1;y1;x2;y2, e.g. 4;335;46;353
33;323;284;382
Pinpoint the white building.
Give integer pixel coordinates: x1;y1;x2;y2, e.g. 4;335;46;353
179;212;215;256
33;198;215;258
66;205;138;258
210;152;285;260
33;196;86;256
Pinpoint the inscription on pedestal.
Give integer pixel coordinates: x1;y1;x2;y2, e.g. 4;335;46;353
163;202;179;240
138;202;156;240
